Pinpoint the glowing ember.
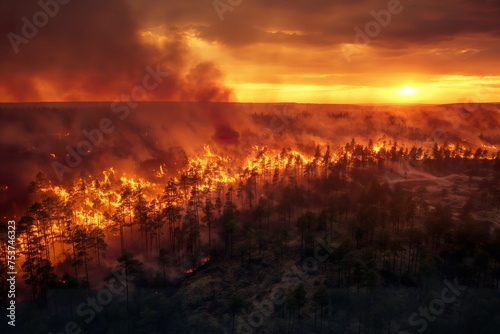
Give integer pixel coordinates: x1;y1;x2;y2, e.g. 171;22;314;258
185;256;211;274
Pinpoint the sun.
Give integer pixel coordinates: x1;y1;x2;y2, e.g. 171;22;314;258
399;86;417;96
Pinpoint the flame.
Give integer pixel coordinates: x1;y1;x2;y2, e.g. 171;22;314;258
19;140;498;278
156;164;167;178
482;144;497;150
185;256;211;274
373;143;383;153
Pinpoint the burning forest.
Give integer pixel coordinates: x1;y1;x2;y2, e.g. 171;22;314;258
1;103;500;333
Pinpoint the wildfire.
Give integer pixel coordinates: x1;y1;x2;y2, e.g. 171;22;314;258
36;169;158;227
482;144;497;150
12;138;500;285
373;143;383;153
119;176;153;191
29;140;499;235
102;167;116;183
155;164;167;178
185;256;211;274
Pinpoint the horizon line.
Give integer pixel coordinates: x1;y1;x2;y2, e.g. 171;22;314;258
1;101;499;106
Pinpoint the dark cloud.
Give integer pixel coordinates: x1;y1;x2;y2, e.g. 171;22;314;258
0;0;233;102
149;0;500;49
130;0;500;78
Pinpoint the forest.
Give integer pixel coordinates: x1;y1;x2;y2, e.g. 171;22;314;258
1;134;500;333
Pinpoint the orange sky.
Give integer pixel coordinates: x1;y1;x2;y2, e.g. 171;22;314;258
1;0;499;103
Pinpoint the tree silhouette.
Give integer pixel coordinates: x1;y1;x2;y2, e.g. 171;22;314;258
228;293;244;334
72;224;92;284
89;225;106;269
294;283;307;318
21;256;56;305
113;251;144;312
313;285;328;329
157;248;169;282
201;198;215;258
221;187;238;256
134;187;151;256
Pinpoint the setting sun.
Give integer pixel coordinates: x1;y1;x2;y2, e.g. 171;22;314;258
399;86;417;96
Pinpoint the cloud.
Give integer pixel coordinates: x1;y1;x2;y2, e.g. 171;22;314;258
0;0;233;102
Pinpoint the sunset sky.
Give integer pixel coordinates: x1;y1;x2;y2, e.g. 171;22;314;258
1;0;499;104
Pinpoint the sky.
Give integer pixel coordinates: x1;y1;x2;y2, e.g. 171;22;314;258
1;0;499;104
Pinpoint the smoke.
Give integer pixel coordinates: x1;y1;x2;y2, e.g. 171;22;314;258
0;0;234;102
0;102;243;215
1;102;499;217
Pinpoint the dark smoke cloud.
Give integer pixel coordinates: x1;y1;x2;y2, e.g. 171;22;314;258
213;123;240;145
0;0;234;102
0;102;248;215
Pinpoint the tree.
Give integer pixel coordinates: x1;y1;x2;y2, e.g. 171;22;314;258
294;283;307;318
253;196;272;254
27;202;51;260
487;228;500;289
364;269;380;309
285;289;298;331
228;294;244;334
416;186;428;219
41;196;59;261
89;225;107;270
425;204;453;251
163;203;183;255
114;251;144;312
221;187;238;256
18;215;49;301
134;188;151;256
112;203;126;254
183;195;201;265
201;198;215;258
296;211;315;257
119;184;134;238
432;142;442;160
21;257;56;305
157;248;169;282
148;197;164;256
72;224;92;284
405;227;425;276
313;285;328;329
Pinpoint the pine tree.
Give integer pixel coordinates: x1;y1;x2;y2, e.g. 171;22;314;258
113;252;144;312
